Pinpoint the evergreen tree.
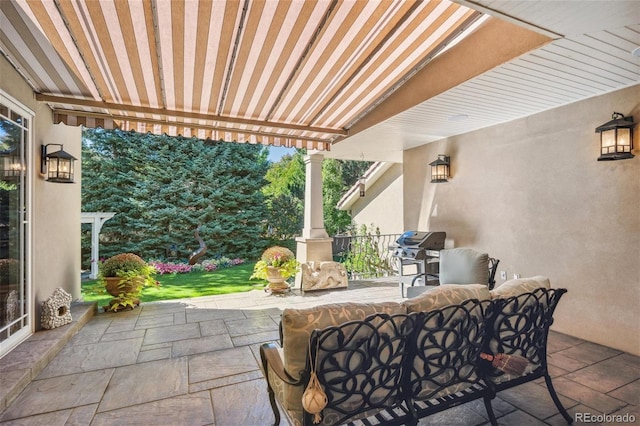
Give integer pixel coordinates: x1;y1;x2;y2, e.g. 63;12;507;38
82;129;269;261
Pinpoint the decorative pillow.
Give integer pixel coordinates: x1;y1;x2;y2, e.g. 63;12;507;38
439;248;489;285
490;276;550;299
402;284;490;313
280;301;406;410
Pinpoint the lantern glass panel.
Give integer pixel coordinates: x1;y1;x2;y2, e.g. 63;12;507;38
48;157;59;180
431;164;448;181
617;128;631;152
61;159;73;180
601;129;616;154
60;158;70;174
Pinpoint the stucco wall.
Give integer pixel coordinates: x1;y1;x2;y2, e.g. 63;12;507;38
403;85;640;355
349;163;404;234
1;55;81;330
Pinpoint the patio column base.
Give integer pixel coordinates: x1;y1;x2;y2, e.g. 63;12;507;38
295;237;333;288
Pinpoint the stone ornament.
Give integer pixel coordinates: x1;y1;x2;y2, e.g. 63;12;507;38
301;261;348;291
41;287;72;329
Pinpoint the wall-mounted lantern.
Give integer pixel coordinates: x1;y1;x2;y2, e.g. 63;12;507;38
0;148;22;180
358;176;366;197
41;144;77;183
429;154;450;183
595;112;635;161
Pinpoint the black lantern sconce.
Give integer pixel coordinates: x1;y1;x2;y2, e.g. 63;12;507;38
595;112;635;161
358;176;366;197
41;144;77;183
0;148;23;180
429;154;450;183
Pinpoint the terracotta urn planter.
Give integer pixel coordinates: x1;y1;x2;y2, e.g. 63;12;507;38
266;266;290;294
104;275;145;310
99;253;157;312
104;276;145;298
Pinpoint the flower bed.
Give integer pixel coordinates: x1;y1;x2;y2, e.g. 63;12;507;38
150;257;245;275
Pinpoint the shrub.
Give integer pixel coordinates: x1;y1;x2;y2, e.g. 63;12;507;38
100;253;156;285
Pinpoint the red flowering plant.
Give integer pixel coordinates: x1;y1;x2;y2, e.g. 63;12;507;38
149;257;245;275
250;246;299;280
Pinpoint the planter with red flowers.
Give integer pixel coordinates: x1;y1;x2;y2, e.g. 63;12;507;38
250;246;299;294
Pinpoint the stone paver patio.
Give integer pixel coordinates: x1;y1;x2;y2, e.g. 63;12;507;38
0;280;638;425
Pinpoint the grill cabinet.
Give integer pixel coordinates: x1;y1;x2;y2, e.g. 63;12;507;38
392;231;446;296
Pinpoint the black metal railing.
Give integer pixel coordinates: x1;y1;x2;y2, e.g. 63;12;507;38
332;233;401;279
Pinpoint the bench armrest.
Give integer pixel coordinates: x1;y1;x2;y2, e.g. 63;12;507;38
260;342;306;386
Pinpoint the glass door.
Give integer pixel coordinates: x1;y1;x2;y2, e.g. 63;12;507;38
0;93;31;356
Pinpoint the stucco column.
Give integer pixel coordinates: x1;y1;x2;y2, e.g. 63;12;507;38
295;152;333;287
302;152;328;239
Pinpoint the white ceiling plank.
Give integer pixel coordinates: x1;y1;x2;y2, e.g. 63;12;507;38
536;43;639;81
490;67;594;98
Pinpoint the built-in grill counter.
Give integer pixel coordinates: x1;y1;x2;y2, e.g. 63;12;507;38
391;231;446;297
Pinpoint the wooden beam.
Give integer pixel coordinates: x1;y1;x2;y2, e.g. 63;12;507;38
338;17;553;142
36;93;347;136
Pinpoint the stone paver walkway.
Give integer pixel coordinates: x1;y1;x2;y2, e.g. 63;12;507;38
0;280;638;425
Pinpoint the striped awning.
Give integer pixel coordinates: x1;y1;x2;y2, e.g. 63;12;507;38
52;110;330;149
1;0;483;150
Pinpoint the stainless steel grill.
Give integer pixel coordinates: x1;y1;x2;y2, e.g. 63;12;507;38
392;231;446;296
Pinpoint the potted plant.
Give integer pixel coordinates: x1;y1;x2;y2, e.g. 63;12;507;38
99;253;157;311
250;246;299;293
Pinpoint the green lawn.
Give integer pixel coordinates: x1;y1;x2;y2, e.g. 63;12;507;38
82;262;266;306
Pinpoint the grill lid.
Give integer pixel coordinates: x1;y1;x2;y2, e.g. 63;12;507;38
396;231;446;249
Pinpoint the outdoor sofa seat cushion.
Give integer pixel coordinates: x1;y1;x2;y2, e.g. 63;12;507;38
402;283;490;313
438;248;490;285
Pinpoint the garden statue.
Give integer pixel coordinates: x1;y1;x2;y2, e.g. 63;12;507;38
188;225;207;265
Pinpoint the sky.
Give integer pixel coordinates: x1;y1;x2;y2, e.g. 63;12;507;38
267;146;296;162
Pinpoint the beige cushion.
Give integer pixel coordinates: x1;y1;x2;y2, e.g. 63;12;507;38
402;284;491;313
439;248;489;285
490;276;550;299
280;301;406;410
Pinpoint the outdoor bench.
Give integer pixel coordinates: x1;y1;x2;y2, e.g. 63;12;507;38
260;277;573;426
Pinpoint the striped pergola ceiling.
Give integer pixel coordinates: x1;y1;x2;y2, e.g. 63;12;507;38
1;0;484;150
